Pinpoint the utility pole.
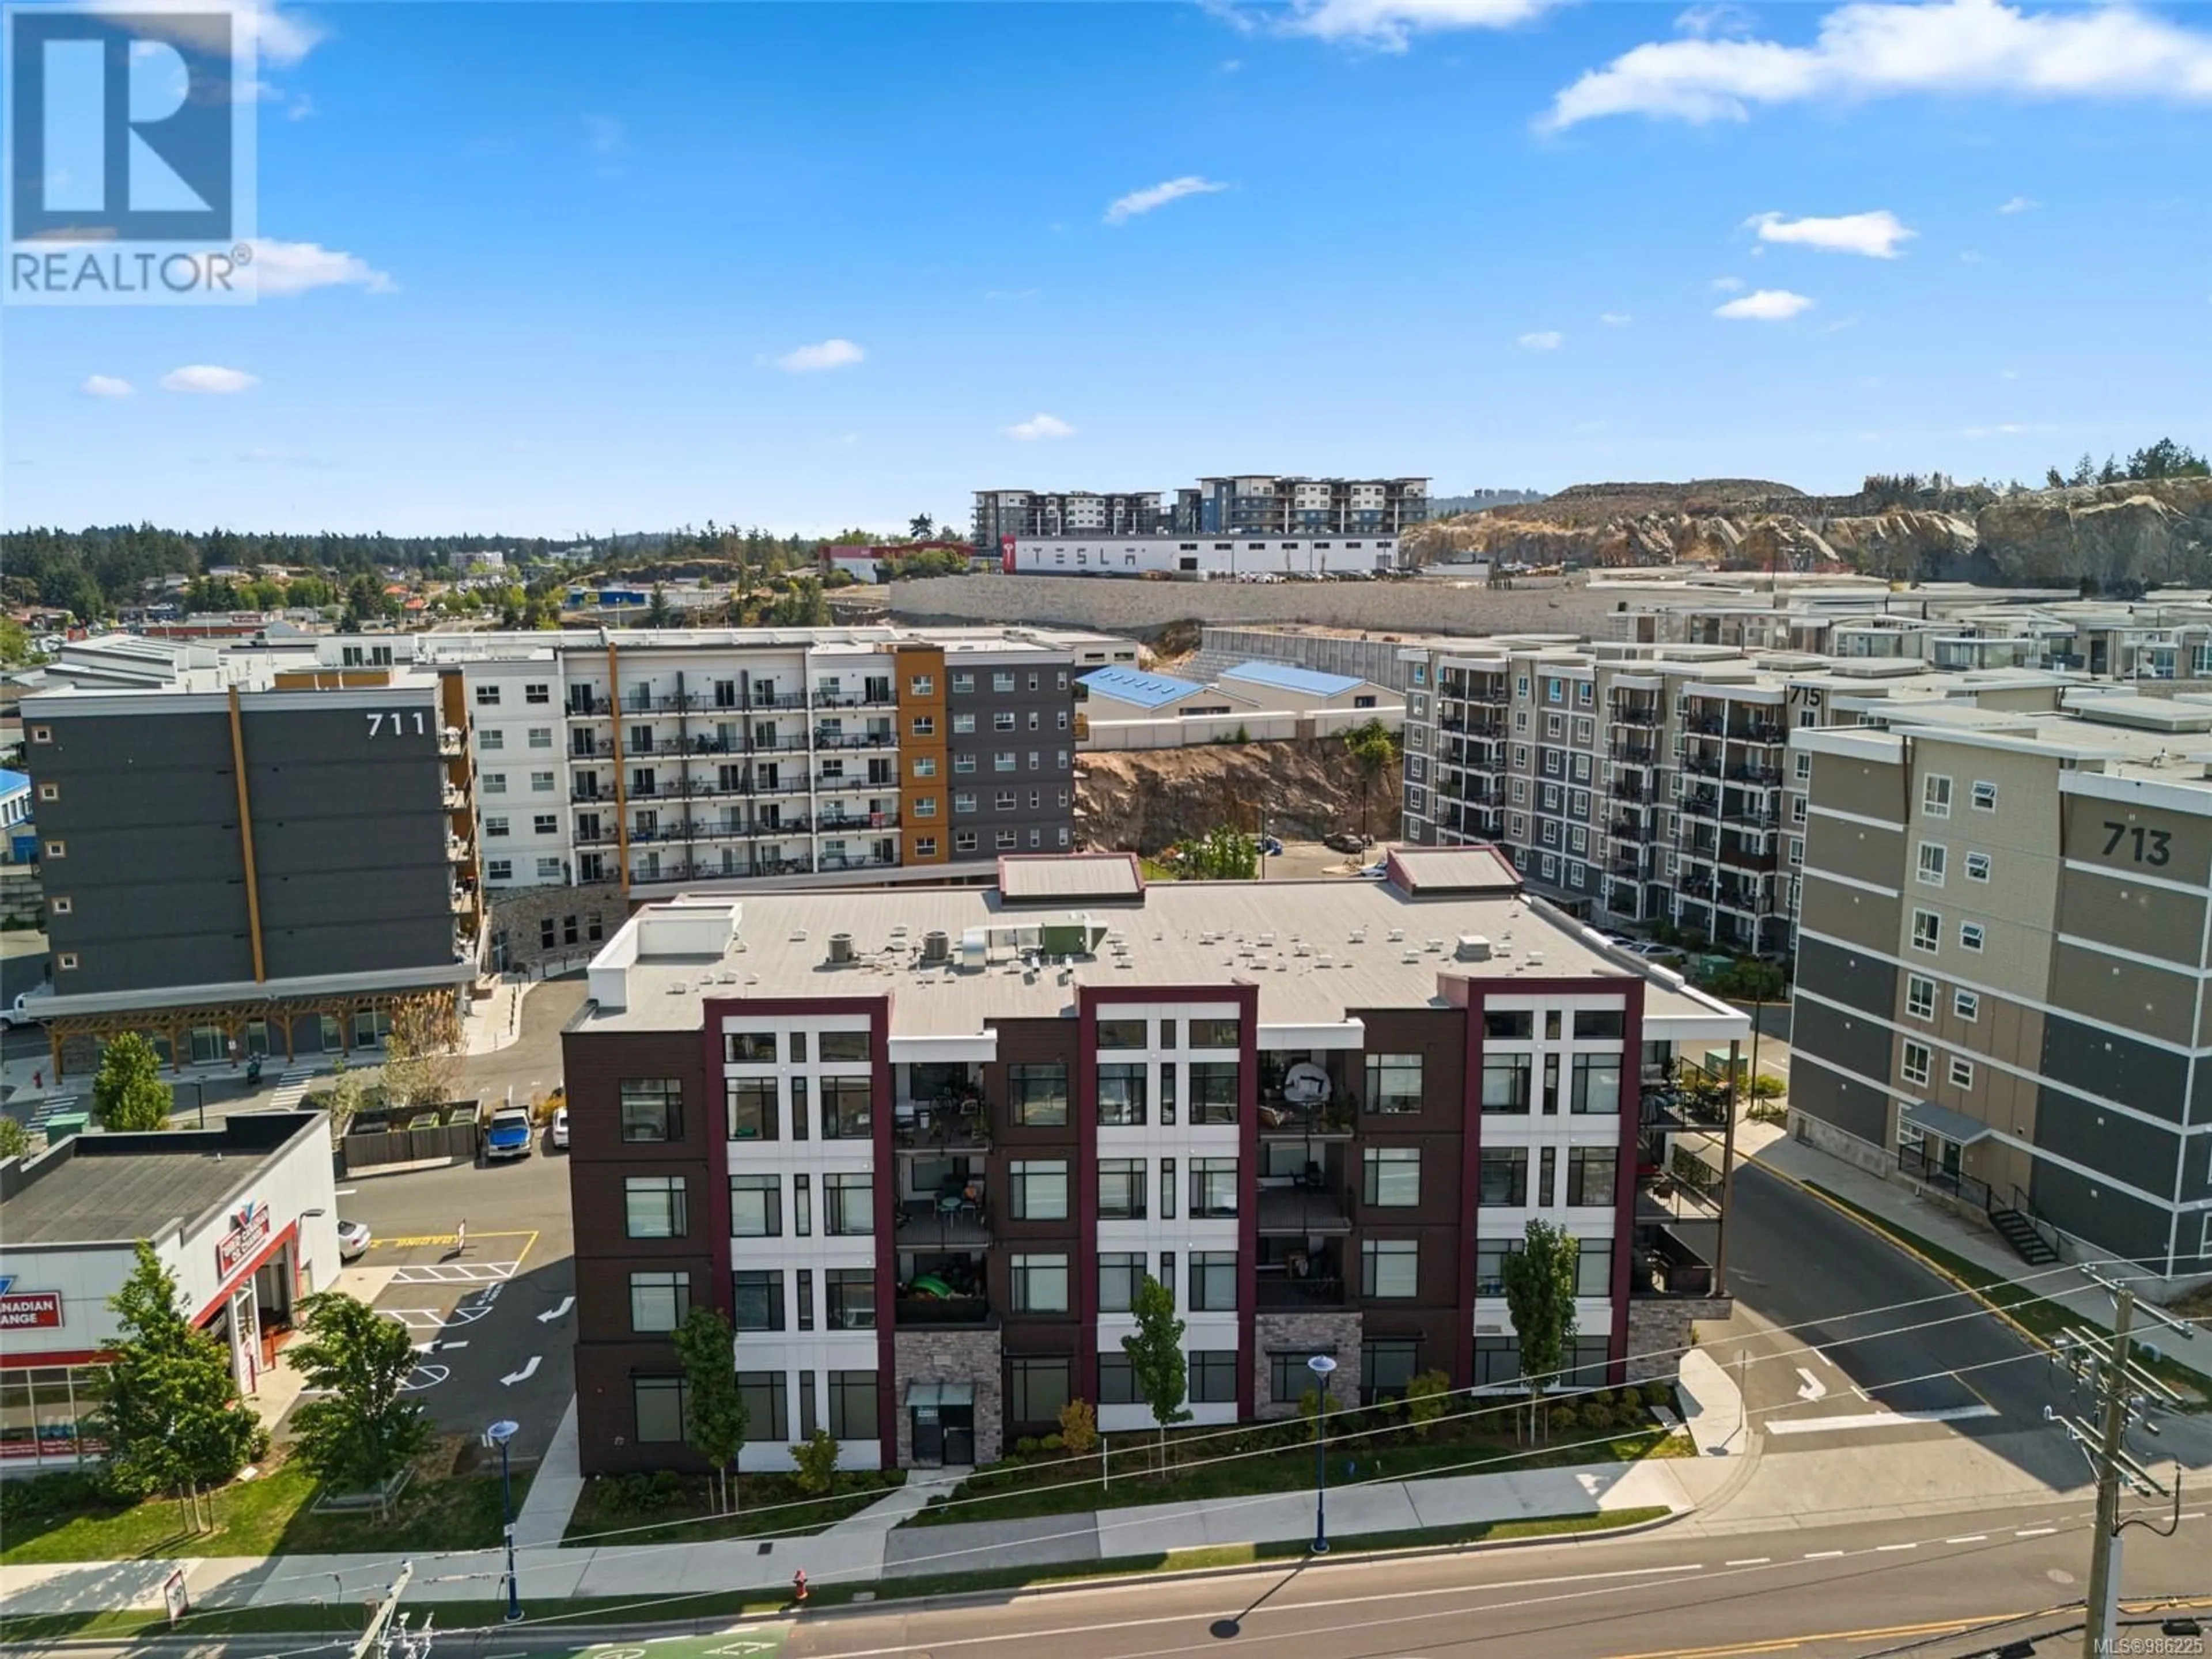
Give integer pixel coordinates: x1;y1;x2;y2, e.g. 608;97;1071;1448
346;1563;418;1659
2044;1269;2196;1659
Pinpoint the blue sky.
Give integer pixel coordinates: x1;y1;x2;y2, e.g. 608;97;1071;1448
6;0;2210;535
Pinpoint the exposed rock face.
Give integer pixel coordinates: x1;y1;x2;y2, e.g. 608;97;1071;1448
1406;478;2212;590
1078;736;1404;856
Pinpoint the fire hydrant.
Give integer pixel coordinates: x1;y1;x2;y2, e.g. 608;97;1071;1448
791;1569;809;1605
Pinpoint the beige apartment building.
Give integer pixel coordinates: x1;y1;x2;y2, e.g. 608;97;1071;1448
1790;691;2212;1286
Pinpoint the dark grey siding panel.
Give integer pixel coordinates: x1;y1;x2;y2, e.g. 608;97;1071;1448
1793;997;1895;1088
1794;937;1896;1020
2039;1016;2187;1126
2032;1087;2182;1195
1792;1055;1891;1146
946;662;1074;862
2029;1160;2175;1269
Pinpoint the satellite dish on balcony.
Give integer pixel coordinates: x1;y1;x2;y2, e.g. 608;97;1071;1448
1283;1062;1331;1105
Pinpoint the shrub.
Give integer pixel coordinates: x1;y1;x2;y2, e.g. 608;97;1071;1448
1014;1435;1040;1457
1580;1403;1617;1433
789;1427;840;1497
1592;1389;1615;1407
1643;1381;1676;1410
1039;1433;1065;1453
1056;1398;1099;1459
1402;1369;1451;1437
0;1469;109;1526
1548;1406;1578;1436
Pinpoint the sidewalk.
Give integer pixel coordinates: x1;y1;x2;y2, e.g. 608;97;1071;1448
0;1447;1729;1618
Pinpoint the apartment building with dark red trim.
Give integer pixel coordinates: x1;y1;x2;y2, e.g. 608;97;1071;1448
563;850;1748;1475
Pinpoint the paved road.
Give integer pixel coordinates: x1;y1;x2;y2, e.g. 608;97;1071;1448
82;1506;2211;1659
1715;1164;2090;1490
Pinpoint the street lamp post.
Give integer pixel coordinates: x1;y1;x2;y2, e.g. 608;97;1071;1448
1306;1354;1338;1555
485;1419;522;1622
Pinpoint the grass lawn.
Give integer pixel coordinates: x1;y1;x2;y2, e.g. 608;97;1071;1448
0;1506;1673;1644
904;1412;1684;1529
0;1441;535;1566
1808;1183;2210;1403
562;1468;906;1545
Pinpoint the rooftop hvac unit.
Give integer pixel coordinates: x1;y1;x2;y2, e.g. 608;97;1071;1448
921;930;951;965
828;933;854;965
1456;934;1492;961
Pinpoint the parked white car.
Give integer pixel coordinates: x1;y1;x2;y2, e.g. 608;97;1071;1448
551;1107;570;1150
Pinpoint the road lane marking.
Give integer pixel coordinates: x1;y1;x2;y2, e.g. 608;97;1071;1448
2015;1527;2056;1537
1794;1368;1828;1402
503;1355;543;1385
539;1294;575;1323
1876;1543;1918;1551
1723;1558;1771;1567
1802;1550;1844;1559
1764;1405;1999;1435
1945;1535;1988;1543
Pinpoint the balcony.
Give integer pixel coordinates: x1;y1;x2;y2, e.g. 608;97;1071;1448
438;728;464;756
1255;1276;1347;1310
817;853;897;873
1611;703;1664;728
445;836;472;863
749;692;809;711
570;785;609;804
894;1293;995;1328
895;1096;990;1150
1609;741;1658;766
449;887;474;913
442;784;469;811
1255;1183;1351;1235
1719;842;1778;873
895;1201;992;1249
1680;754;1723;780
1256;1101;1353;1139
817;812;899;832
814;732;898;750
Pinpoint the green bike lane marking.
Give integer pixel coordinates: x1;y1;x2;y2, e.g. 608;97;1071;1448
536;1630;789;1659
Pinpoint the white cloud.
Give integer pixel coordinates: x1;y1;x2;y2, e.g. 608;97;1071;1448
247;238;395;296
1541;0;2212;130
1005;413;1075;441
1711;275;1746;292
1517;331;1565;350
1746;209;1915;258
94;0;321;69
160;365;258;393
1675;2;1756;36
1599;311;1634;325
770;339;866;373
1998;194;2039;213
1713;288;1815;320
81;374;133;398
1104;176;1230;225
1280;0;1556;50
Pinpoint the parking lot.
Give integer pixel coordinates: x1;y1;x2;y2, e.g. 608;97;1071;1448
320;1132;576;1461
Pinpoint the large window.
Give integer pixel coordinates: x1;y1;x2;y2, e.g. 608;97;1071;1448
733;1269;785;1332
820;1030;871;1063
1098;1251;1146;1313
1484;1010;1535;1039
1190;1062;1238;1125
1010;1063;1068;1126
1189;1157;1238;1218
1188;1018;1240;1050
828;1370;878;1440
1575;1240;1612;1297
633;1376;688;1442
620;1080;681;1142
821;1077;872;1139
1902;1039;1932;1087
1362;1146;1421;1207
1269;1350;1330;1406
1475;1236;1522;1296
726;1031;777;1063
824;1172;873;1235
730;1174;781;1237
1479;1147;1529;1206
629;1271;689;1333
1570;1054;1621;1115
1566;1146;1617;1207
826;1268;875;1330
1906;974;1937;1020
726;1078;778;1141
1364;1052;1423;1114
1361;1238;1419;1298
1096;1352;1137;1405
1010;1253;1069;1313
1190;1350;1237;1403
1007;1355;1072;1425
1097;1018;1147;1049
1097;1063;1148;1127
1189;1251;1237;1312
1362;1338;1420;1405
1098;1158;1147;1219
1009;1160;1069;1221
1482;1055;1532;1114
624;1176;687;1238
738;1371;789;1441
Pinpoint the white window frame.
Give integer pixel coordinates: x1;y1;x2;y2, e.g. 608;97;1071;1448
1906;974;1936;1020
1948;1055;1975;1090
1965;851;1991;882
1960;923;1986;952
1971;781;1998;812
1916;842;1947;887
1911;909;1940;953
1901;1040;1931;1088
1923;774;1953;819
1953;988;1980;1022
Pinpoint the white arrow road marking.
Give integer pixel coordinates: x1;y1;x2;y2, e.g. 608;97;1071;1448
502;1355;542;1386
1795;1368;1829;1402
538;1295;574;1324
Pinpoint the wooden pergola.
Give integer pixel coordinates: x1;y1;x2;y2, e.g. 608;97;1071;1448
46;988;456;1081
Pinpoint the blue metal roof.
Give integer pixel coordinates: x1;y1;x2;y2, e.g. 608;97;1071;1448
1078;665;1206;710
1219;660;1366;698
0;771;28;798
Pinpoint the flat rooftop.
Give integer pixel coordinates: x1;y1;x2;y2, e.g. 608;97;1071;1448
579;863;1747;1041
0;1113;322;1246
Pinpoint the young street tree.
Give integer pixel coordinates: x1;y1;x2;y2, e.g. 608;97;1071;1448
88;1243;263;1531
379;998;463;1112
92;1032;173;1131
1182;825;1258;881
287;1291;432;1496
1119;1272;1190;1477
1343;719;1401;841
673;1306;748;1513
1500;1218;1581;1441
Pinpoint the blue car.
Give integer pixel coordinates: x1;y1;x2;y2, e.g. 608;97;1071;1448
484;1108;535;1160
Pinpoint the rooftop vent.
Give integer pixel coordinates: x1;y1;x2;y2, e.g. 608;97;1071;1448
921;930;951;965
1456;934;1492;962
828;933;854;965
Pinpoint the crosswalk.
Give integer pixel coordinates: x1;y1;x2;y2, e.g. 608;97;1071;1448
267;1068;317;1110
26;1094;79;1134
